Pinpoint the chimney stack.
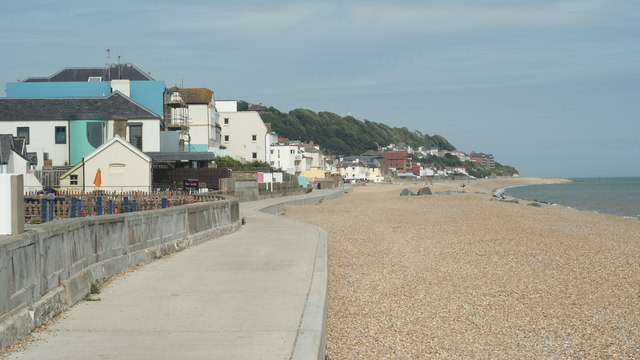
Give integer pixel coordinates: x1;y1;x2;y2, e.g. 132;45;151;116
113;117;128;139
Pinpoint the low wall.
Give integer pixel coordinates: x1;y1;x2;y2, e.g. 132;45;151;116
0;198;241;350
259;187;351;216
221;178;308;202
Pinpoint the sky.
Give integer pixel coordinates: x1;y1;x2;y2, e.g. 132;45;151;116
1;0;639;178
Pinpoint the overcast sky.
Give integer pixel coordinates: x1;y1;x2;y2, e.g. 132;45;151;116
1;0;639;177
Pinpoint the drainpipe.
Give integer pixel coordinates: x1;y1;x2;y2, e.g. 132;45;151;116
82;157;85;194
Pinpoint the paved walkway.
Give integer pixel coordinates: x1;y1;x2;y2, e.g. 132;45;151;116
4;188;347;360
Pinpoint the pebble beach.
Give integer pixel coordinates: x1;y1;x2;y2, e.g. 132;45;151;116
284;178;640;359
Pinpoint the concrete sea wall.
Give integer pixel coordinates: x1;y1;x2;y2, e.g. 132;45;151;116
0;198;240;350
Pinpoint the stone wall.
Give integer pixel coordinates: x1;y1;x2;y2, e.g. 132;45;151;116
221;178;308;202
0;198;240;350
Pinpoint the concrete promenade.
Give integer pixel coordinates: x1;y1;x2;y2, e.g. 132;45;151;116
3;187;348;360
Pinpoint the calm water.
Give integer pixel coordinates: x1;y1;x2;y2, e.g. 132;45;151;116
504;177;640;220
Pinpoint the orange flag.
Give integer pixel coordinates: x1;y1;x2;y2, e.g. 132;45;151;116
93;168;102;187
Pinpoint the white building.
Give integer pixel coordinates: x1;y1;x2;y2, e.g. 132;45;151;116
270;143;309;175
0;92;162;168
166;87;221;152
445;166;469;176
218;100;269;163
339;161;383;182
59;135;152;192
0;134;42;192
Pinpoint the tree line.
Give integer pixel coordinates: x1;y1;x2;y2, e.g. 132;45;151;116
254;102;454;155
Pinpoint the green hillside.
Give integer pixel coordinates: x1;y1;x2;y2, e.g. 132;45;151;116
254;102;455;155
245;101;518;176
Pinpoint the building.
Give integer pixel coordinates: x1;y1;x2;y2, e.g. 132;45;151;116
382;151;411;173
0;92;162;168
270;143;309;175
165;87;221;152
469;151;495;169
218;100;269;163
338;161;383;183
59;135;152;192
445;166;469;176
0;134;42;192
7;63;166;116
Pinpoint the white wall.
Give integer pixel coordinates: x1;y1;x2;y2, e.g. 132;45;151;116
60;138;152;192
0;174;23;235
122;119;161;152
0;120;69;168
215;100;237;113
219;111;267;162
270;144;300;174
8;150;28;174
187;103;217;149
110;80;131;97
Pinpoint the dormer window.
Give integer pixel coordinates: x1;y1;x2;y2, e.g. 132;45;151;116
88;76;102;82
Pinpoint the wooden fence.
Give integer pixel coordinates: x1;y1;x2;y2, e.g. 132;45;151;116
24;190;223;224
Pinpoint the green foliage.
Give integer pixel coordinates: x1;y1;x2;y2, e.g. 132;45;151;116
214;156;270;169
214;156;243;168
253;101;519;174
259;106;455;155
90;282;101;295
463;160;519;178
237;100;249;111
414;153;462;168
464;160;491;178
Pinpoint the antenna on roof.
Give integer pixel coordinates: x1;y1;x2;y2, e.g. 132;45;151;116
106;49;112;80
117;55;122;79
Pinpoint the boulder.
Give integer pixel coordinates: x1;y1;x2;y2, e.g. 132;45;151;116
400;189;416;196
527;202;545;208
417;187;432;196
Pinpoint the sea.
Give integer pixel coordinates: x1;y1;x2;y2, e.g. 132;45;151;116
504;177;640;220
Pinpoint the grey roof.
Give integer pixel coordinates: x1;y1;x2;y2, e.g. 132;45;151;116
12;138;26;155
22;63;154;82
0;92;160;121
145;152;217;162
340;161;366;168
0;134;29;164
302;145;320;153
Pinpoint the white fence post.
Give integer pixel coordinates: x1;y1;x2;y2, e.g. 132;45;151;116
0;174;24;235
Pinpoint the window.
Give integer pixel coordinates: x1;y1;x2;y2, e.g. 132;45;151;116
70;174;78;185
290;150;295;154
55;126;66;144
224;118;229;125
224;135;229;142
251;134;257;141
129;125;143;150
252;152;257;159
88;76;102;82
86;122;105;148
17;127;29;144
